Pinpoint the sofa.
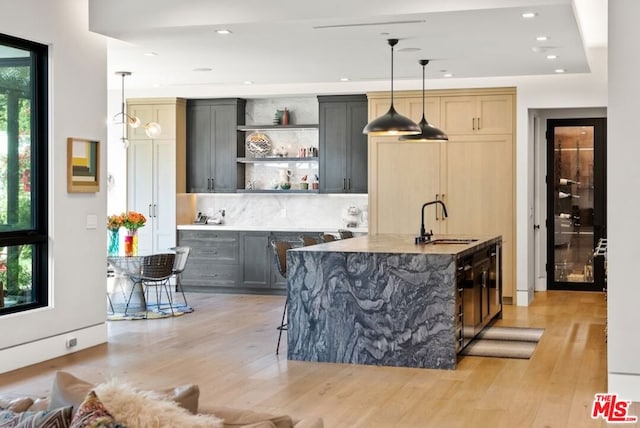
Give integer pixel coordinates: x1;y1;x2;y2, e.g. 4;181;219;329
0;371;323;428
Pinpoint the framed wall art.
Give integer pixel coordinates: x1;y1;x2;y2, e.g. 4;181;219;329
67;137;100;193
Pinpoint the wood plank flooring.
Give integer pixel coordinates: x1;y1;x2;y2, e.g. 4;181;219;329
0;290;631;427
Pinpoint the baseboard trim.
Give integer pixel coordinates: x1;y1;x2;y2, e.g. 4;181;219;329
0;323;107;374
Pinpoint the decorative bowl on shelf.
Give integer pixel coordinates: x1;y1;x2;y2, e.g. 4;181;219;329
246;132;272;156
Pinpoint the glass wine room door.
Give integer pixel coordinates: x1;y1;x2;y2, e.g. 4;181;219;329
547;118;607;292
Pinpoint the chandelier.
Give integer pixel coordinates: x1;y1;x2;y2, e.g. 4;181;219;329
113;71;161;148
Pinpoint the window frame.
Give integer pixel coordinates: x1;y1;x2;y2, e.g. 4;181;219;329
0;32;48;315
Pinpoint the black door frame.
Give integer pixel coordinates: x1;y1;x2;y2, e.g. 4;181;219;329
546;117;607;291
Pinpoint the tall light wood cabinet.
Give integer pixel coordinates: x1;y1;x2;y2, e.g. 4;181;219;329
127;98;186;255
367;87;516;303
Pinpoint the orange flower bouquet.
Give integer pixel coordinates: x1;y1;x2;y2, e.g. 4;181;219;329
122;211;146;232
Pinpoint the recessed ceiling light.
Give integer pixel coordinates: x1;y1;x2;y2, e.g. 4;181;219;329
144;52;158;57
522;12;537;19
546;54;558;60
555;68;566;73
243;80;254;85
536;36;548;41
443;73;454;78
216;29;232;35
193;67;212;72
340;77;350;82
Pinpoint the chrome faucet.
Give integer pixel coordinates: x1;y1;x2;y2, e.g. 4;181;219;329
415;200;448;244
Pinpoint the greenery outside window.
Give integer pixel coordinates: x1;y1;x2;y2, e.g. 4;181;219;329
0;33;48;315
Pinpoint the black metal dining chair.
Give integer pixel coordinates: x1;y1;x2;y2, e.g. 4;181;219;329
169;246;191;309
271;240;292;355
124;253;176;317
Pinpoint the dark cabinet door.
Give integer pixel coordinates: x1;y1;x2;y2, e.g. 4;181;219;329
347;100;368;193
319;101;348;193
212;105;239;192
186;98;245;193
319;95;368;193
187;105;212;193
240;232;270;289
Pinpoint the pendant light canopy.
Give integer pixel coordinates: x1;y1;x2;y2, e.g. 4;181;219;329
363;39;421;136
399;60;448;142
113;71;162;148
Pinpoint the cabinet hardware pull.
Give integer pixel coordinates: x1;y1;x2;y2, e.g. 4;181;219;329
348;178;351;190
207;178;211;190
477;117;481;130
154;204;157;218
148;204;153;217
472;117;475;130
343;178;346;190
211;178;214;190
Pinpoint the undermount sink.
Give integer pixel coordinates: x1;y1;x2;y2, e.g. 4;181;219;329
426;238;478;245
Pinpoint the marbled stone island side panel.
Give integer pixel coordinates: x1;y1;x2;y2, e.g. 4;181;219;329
287;251;457;369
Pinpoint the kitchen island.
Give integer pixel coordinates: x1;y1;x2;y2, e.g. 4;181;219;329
286;234;502;370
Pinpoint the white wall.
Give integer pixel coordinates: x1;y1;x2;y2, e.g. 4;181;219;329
607;0;640;401
0;0;108;373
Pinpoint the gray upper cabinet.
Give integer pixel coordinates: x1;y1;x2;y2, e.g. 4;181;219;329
318;95;368;193
187;98;246;193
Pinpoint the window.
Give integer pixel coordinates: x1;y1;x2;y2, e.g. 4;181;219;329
0;33;48;315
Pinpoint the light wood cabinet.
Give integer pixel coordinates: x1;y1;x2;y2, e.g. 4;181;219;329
127;98;186;255
440;93;513;135
367;87;516;302
368;138;444;235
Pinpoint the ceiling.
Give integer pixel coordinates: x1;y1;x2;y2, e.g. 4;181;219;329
88;0;607;92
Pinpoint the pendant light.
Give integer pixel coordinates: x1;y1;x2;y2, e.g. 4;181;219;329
399;60;448;141
363;39;421;136
113;71;162;149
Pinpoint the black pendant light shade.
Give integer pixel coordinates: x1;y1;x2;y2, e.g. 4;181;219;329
363;39;420;136
399;60;448;141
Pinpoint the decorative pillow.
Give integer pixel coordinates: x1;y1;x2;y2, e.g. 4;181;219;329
48;372;199;415
69;391;124;428
0;406;72;428
93;381;222;428
48;372;94;415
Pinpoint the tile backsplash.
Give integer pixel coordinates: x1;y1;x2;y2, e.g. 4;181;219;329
177;193;368;230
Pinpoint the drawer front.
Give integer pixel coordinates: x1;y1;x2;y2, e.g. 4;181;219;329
181;263;239;287
178;230;239;263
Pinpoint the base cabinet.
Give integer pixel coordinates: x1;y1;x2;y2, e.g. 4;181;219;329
178;230;240;289
460;243;502;351
178;230;306;293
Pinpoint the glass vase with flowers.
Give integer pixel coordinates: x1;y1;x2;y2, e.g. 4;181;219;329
122;211;146;256
107;214;123;257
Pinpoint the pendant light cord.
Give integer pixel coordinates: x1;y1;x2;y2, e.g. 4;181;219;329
121;73;126;141
422;63;425;117
387;39;399;107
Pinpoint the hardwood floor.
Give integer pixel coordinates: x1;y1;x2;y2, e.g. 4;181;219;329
0;290;628;427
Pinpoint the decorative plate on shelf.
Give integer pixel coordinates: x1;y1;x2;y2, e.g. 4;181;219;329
246;132;272;156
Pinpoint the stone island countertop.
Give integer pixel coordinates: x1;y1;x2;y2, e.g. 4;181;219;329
286;233;502;370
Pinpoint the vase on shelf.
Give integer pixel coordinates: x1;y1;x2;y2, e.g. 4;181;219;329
107;229;120;257
124;229;138;256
